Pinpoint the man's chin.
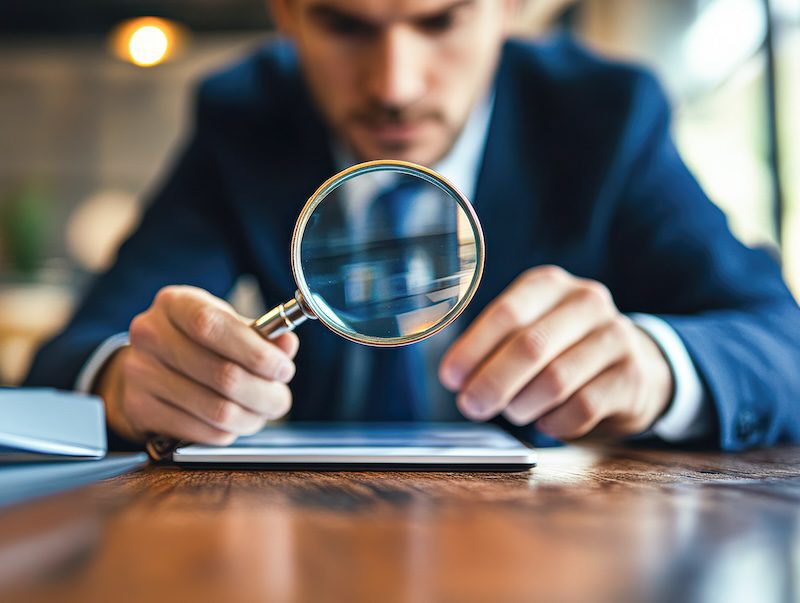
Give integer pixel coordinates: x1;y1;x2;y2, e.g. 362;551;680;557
346;131;452;167
350;143;445;167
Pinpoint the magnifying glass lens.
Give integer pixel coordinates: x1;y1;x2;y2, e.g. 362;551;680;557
298;169;479;342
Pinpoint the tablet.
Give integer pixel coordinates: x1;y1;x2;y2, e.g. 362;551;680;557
173;422;536;471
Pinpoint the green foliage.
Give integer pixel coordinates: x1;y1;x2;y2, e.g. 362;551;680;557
0;184;54;276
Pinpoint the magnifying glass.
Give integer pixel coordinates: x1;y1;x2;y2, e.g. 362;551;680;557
254;159;485;344
146;159;485;460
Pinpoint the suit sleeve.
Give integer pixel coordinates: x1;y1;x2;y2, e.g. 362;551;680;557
24;87;242;392
607;72;800;450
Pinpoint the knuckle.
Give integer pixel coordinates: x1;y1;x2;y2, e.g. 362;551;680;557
601;317;631;350
467;372;505;405
580;280;610;302
154;286;179;307
518;326;548;361
520;267;539;284
214;361;243;398
211;399;240;428
128;312;154;348
607;316;629;338
579;280;613;308
191;305;222;342
539;363;570;400
535;264;568;283
491;298;525;330
521;265;566;285
571;391;597;424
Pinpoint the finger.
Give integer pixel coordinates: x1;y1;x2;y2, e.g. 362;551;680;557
126;350;285;433
131;311;294;410
271;332;300;360
156;286;296;383
123;390;238;446
457;286;617;421
502;319;631;426
439;266;573;391
535;363;629;440
241;315;299;358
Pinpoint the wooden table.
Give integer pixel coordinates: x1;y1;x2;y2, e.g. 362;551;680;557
1;445;798;603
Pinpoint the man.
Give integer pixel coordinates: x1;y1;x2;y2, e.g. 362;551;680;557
25;0;800;450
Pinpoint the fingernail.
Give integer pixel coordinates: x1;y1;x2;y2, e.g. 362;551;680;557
504;407;525;426
442;364;464;390
460;394;490;420
277;361;295;383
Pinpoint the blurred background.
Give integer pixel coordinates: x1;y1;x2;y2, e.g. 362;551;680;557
0;0;798;385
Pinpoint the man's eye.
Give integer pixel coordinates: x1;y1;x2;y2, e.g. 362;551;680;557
416;12;456;34
321;16;377;39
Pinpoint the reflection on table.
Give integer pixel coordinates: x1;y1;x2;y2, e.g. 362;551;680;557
1;444;798;603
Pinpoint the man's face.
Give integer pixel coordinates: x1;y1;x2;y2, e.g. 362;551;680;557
272;0;515;165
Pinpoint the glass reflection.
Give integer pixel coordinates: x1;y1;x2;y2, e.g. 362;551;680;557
300;171;477;340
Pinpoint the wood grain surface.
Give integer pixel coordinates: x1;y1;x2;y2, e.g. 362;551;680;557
1;444;798;603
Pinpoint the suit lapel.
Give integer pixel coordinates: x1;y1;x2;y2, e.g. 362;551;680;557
468;47;545;322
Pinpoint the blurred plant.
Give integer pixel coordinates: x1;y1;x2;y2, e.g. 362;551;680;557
0;183;54;277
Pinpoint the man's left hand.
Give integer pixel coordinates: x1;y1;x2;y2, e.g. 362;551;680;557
439;266;674;440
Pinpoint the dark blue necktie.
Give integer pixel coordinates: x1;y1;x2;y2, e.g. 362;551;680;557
366;178;421;239
363;179;428;421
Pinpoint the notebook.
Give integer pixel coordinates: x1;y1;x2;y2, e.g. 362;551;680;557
0;388;106;460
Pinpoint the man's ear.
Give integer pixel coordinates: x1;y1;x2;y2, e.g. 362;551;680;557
268;0;296;37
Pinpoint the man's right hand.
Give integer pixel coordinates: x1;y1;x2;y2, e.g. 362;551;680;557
96;285;299;445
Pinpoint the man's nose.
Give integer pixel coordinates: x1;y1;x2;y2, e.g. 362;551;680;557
367;26;426;108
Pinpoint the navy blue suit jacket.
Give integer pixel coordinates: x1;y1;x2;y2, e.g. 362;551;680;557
25;37;800;450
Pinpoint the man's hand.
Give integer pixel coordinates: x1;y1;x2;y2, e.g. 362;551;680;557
439;266;674;440
96;286;298;445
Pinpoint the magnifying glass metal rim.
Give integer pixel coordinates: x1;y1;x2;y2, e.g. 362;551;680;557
291;159;485;347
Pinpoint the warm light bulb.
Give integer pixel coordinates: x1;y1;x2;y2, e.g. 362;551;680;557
128;24;169;67
109;17;184;68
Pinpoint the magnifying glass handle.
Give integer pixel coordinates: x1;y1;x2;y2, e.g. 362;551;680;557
145;291;316;462
252;290;316;338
